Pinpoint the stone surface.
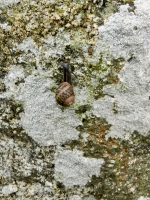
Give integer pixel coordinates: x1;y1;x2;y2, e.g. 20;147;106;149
54;149;104;187
3;66;82;146
93;0;150;139
2;184;18;196
0;0;150;199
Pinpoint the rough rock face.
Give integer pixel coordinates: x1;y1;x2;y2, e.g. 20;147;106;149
93;0;150;139
0;0;150;199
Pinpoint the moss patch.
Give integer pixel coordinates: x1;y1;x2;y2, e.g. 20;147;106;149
67;116;150;199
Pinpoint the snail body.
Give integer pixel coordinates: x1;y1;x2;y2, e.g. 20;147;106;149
56;64;74;106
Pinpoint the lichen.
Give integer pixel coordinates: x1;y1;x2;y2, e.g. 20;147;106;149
1;0;150;199
3;66;82;146
92;0;150;139
54;148;104;187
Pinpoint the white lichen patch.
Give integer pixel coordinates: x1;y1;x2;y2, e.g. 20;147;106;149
2;184;18;196
2;31;91;146
17;37;39;55
54;149;104;187
17;36;68;72
0;0;20;7
98;0;150;62
18;76;82;146
138;197;150;200
3;66;82;146
3;65;25;98
0;22;11;31
69;195;96;200
69;195;82;200
74;86;91;105
17;37;41;68
93;0;150;139
43;32;71;58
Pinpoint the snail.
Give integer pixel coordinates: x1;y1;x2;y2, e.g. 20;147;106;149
56;63;74;106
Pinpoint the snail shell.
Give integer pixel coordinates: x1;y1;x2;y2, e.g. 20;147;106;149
56;63;74;106
56;82;74;106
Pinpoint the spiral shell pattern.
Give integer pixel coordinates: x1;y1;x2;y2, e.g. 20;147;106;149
55;82;74;106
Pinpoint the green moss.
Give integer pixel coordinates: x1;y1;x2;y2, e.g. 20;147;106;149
83;57;124;100
65;114;150;199
1;0;149;199
0;0;125;106
75;104;91;114
50;85;57;93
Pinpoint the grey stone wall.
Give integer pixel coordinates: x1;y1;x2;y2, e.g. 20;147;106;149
0;0;150;199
